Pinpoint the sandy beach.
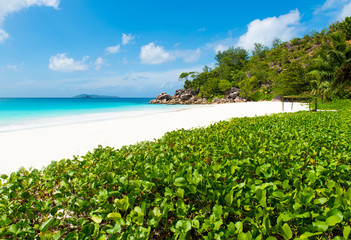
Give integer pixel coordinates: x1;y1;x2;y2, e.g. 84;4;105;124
0;101;308;175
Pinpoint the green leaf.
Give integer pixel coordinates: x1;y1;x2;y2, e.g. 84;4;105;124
343;225;351;239
40;218;55;233
91;215;103;224
326;211;343;226
176;188;185;198
346;188;351;201
300;232;322;239
176;219;192;233
8;224;19;235
0;174;8;180
312;220;328;232
115;196;129;211
225;191;234;206
53;230;61;240
174;177;187;187
213;204;223;218
238;232;252;240
281;223;292;240
107;212;121;220
106;222;122;234
314;197;328;205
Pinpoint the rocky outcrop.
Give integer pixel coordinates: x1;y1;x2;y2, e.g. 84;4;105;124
156;92;171;101
150;87;246;105
271;94;282;102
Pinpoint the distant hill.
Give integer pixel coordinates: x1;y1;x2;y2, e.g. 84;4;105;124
73;94;120;99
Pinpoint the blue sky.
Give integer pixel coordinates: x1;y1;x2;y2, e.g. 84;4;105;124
0;0;350;97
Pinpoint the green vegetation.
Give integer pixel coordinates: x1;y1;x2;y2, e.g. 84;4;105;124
180;17;351;101
0;100;350;239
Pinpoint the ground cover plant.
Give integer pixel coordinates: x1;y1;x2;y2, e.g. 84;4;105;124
0;101;351;239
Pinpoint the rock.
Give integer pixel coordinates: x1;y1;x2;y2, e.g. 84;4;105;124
149;99;157;104
185;88;196;96
224;87;240;99
174;89;185;96
212;97;220;103
234;96;244;103
271;95;282;102
168;99;177;105
228;92;239;99
180;94;192;101
156;92;171;101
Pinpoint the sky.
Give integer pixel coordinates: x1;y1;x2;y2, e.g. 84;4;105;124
0;0;350;97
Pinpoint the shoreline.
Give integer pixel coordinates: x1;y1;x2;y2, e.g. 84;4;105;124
0;102;308;175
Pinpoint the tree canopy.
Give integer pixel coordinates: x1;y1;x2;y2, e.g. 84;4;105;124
179;17;351;101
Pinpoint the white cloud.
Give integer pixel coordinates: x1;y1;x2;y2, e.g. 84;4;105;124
314;0;347;15
122;33;135;45
236;9;301;51
95;57;105;70
105;44;120;55
0;28;9;42
0;0;60;42
49;53;89;72
140;42;174;64
339;1;351;19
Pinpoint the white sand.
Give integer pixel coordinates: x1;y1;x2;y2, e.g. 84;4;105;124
0;102;308;174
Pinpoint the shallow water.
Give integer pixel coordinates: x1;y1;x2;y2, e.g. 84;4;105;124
0;98;188;132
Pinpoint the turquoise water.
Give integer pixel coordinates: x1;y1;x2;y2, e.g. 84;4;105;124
0;98;186;132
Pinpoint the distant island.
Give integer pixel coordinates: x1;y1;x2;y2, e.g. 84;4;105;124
73;94;120;99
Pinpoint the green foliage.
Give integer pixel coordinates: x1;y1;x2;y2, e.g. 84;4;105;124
218;79;232;92
309;31;351;99
252;43;269;59
274;62;310;96
329;16;351;40
239;76;259;100
179;17;351;101
1;100;351;238
198;78;220;98
215;47;249;70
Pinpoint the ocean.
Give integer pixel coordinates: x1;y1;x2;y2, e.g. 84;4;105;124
0;98;187;132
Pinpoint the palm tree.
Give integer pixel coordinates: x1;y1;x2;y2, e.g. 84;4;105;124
309;31;351;98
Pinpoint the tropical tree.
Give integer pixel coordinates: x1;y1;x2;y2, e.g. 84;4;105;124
309;31;351;98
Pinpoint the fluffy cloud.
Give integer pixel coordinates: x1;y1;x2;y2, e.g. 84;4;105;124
140;42;174;64
0;0;59;42
49;53;89;72
339;1;351;19
105;44;120;55
140;42;202;64
95;57;105;70
122;33;135;45
237;9;301;51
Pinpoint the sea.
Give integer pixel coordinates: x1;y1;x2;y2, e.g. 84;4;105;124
0;98;189;132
